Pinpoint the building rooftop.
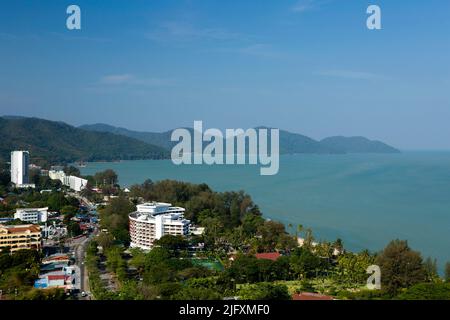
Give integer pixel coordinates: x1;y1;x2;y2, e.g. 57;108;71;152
0;224;40;234
255;252;281;261
42;254;70;264
47;274;66;281
16;207;48;212
136;202;185;214
130;202;188;222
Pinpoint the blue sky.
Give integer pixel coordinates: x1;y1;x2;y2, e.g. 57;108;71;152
0;0;449;149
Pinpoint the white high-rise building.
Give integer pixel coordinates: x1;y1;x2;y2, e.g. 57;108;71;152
129;202;190;250
10;151;30;186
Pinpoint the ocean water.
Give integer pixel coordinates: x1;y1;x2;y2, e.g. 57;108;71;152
80;152;450;273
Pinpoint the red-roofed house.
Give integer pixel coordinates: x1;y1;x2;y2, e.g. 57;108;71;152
255;252;281;261
47;274;66;287
292;292;334;301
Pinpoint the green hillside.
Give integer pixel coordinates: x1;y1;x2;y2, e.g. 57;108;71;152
0;117;170;165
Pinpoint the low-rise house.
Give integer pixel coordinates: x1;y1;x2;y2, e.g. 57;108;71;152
42;253;70;265
34;272;74;289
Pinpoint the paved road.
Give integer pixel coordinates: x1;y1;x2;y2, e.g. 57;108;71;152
71;228;98;300
67;191;98;299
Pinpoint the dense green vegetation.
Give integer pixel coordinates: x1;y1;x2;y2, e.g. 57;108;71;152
395;282;450;300
0;188;80;217
0;117;169;166
98;196;136;245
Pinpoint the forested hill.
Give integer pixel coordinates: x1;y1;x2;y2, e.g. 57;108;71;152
0;117;170;165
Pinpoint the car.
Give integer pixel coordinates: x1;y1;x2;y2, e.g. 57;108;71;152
81;291;86;297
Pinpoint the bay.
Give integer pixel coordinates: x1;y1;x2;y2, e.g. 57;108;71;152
80;152;450;273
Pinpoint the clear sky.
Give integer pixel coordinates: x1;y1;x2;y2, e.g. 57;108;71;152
1;0;449;150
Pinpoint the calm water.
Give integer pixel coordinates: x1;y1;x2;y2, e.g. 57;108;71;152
81;152;450;273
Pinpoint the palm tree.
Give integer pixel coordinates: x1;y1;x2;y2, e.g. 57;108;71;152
296;224;304;239
304;228;314;249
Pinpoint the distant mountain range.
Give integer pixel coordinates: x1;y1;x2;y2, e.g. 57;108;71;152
80;123;400;155
0;116;399;165
0;117;169;164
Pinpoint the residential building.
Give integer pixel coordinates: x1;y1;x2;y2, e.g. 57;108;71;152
48;170;88;192
48;169;66;181
66;175;88;192
0;224;42;252
34;271;75;290
10;150;34;188
129;202;190;250
14;207;48;224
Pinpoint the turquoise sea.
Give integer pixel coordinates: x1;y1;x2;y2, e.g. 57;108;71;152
80;152;450;273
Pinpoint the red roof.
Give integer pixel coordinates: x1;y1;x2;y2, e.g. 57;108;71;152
292;293;334;301
255;252;281;261
47;275;65;281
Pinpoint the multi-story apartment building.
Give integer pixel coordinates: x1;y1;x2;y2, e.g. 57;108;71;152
14;207;48;224
48;170;88;192
129;202;190;250
0;224;42;252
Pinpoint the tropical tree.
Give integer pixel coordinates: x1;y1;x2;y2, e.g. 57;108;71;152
445;262;450;283
375;240;427;295
423;257;439;282
238;283;291;300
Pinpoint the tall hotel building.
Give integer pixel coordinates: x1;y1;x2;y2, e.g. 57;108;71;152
129;202;190;250
10;150;30;186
